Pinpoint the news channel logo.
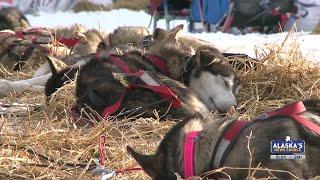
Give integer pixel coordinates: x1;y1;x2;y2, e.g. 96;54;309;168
270;136;305;160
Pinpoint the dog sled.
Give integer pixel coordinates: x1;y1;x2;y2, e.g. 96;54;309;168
148;0;313;34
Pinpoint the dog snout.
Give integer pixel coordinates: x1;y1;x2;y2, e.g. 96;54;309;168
217;101;237;113
210;95;237;113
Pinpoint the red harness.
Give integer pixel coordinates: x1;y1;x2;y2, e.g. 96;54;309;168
143;54;169;76
0;27;80;48
101;54;181;118
56;37;80;49
183;101;320;178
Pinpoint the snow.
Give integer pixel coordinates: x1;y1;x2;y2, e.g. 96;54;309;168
26;9;320;62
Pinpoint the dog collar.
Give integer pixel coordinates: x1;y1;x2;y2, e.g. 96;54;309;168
183;131;200;179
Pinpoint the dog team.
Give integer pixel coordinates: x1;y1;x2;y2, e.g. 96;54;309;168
0;7;319;179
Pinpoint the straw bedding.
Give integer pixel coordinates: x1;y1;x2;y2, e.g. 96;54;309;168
0;29;319;179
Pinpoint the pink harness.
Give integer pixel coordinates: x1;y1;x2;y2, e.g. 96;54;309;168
183;131;200;178
183;101;320;178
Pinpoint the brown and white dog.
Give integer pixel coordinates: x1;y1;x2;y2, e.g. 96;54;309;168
0;24;106;71
127;99;320;179
0;25;107;96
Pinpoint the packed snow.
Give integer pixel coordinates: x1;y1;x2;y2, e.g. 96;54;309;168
26;9;320;62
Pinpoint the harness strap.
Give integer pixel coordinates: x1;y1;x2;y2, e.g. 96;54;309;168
109;54;132;73
131;84;181;108
99;135;106;166
290;115;320;136
143;54;169;76
256;101;306;120
128;71;181;108
0;30;15;37
101;71;182;118
184;131;200;179
15;28;80;48
211;101;320;169
97;54;181;118
15;28;50;41
102;87;128;118
57;37;80;49
212;120;251;168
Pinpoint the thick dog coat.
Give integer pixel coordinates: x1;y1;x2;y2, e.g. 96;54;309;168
128;99;320;179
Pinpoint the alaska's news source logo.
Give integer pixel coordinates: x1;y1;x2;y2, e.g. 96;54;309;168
270;136;305;160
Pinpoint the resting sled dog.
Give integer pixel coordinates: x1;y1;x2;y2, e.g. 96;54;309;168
128;99;320;179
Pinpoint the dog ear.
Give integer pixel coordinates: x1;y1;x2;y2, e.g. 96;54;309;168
45;55;67;75
75;31;87;43
153;28;167;40
127;146;158;177
168;24;184;40
196;50;221;67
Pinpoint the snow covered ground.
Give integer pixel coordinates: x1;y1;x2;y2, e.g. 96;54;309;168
26;9;320;62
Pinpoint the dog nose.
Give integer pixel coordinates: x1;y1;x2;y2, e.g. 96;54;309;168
211;96;237;113
217;104;236;113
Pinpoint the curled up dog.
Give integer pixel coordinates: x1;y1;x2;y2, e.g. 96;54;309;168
127;99;320;179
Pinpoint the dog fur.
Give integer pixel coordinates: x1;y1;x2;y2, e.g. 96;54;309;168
0;36;47;71
144;25;241;112
145;25;215;52
0;7;29;31
145;24;258;71
45;42;241;113
0;24;106;71
45;50;211;119
44;26;241;114
108;26;151;48
127;99;320;179
72;28;108;55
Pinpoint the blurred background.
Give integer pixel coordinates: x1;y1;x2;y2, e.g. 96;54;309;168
0;0;319;34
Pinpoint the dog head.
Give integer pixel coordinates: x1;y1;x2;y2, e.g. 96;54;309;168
145;25;241;113
72;29;106;55
147;24;192;53
187;48;242;113
44;55;79;99
127;114;208;180
109;26;151;48
127;146;177;180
